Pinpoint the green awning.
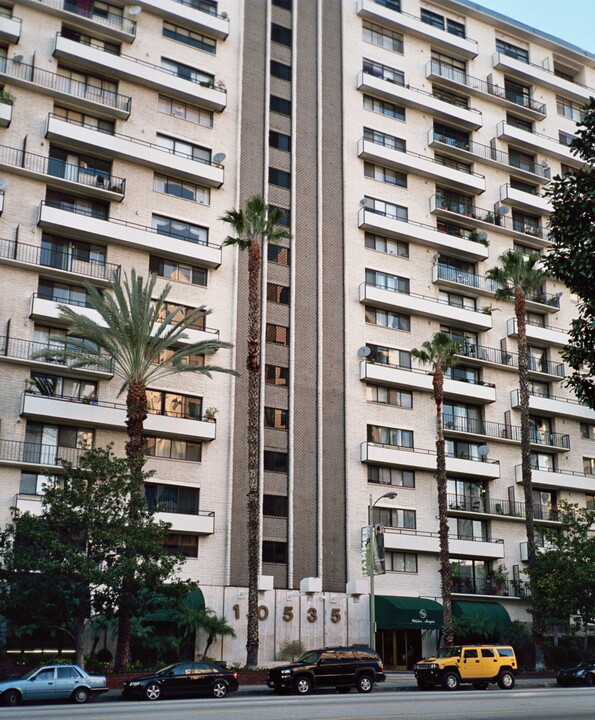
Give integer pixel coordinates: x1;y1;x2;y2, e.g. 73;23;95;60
452;600;511;630
375;596;443;630
144;587;205;624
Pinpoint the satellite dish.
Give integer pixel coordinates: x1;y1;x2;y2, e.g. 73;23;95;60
478;444;490;457
357;346;371;357
0;178;8;191
221;11;229;18
212;152;226;164
359;198;367;206
497;205;510;215
12;55;23;63
127;5;142;15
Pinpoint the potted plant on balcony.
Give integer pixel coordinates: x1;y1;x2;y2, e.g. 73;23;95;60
24;378;37;393
204;406;218;422
0;90;15;105
492;564;509;596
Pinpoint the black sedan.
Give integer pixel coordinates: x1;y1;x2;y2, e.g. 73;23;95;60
557;659;595;687
122;662;239;700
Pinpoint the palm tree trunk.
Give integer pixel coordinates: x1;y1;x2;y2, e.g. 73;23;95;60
434;368;453;646
246;235;262;669
515;287;544;669
74;584;88;668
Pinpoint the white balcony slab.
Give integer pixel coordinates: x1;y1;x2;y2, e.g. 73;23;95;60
13;493;43;516
38;203;222;267
510;389;595;422
0;14;21;43
360;360;496;403
136;0;229;39
493;52;593;104
499;185;552;215
358;138;485;194
0;103;9;128
519;541;555;562
516;464;594;492
46;115;224;188
359;209;489;261
450;537;505;559
360;283;492;331
507;317;569;347
357;0;478;58
30;295;103;325
155;511;215;534
496;121;580;166
383;530;504;558
53;35;227;111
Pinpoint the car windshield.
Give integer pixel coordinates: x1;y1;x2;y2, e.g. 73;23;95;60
295;651;320;663
436;647;462;658
154;664;179;677
576;660;595;668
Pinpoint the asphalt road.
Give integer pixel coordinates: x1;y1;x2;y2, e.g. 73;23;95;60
2;685;593;720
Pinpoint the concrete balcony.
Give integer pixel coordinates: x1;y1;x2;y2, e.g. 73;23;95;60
507;317;569;348
358;137;485;194
499;184;552;215
0;13;21;43
359;360;496;403
492;51;594;104
432;263;500;299
358;208;489;262
361;441;501;479
46;114;224;188
0;438;84;470
443;415;570;452
496;121;580;166
53;34;227;110
18;0;136;42
136;0;230;39
516;464;594;493
357;0;478;58
38;202;222;267
0;102;12;128
356;71;482;130
359;282;493;331
510;389;595;423
519;540;556;562
454;343;564;382
12;493;43;516
30;293;102;326
383;528;505;559
155;510;215;534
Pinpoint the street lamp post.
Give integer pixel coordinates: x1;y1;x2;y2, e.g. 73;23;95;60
368;491;398;650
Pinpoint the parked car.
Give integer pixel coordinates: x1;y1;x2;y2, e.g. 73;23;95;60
267;646;385;695
414;645;517;691
121;662;239;700
557;659;595;687
0;664;108;706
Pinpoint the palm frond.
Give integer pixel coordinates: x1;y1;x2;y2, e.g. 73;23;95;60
220;195;292;251
411;332;461;371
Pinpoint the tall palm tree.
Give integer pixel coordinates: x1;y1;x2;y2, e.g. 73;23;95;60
221;196;291;669
485;249;549;669
412;332;461;647
33;269;236;670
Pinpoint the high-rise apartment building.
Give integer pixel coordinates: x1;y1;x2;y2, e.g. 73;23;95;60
0;0;593;667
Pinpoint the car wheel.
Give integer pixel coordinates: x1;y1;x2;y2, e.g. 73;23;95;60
212;680;228;698
473;682;489;690
144;683;161;701
336;686;351;694
355;674;373;694
2;690;20;707
442;672;460;691
497;671;515;690
72;687;90;704
294;676;312;695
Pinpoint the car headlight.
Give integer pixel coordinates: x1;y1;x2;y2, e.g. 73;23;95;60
574;670;586;676
128;681;141;687
280;669;292;675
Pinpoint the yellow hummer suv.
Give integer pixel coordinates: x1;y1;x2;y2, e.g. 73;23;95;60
414;645;517;691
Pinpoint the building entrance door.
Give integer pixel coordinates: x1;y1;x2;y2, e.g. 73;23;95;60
377;629;422;669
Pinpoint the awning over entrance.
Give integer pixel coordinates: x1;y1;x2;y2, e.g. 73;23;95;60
452;600;511;630
144;587;205;623
376;596;443;630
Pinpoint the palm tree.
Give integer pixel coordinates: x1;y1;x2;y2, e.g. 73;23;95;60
33;269;236;670
485;249;549;669
221;196;291;669
196;608;236;660
412;332;461;647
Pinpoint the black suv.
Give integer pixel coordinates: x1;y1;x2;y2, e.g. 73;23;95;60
267;646;385;695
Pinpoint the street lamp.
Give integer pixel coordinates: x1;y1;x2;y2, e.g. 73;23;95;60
368;491;398;650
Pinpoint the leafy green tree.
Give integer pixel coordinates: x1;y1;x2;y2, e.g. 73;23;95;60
221;196;291;668
544;98;595;408
412;332;461;647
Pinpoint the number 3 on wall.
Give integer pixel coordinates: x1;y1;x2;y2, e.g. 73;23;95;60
307;607;317;623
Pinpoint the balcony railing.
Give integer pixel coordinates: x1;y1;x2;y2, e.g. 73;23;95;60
173;0;228;20
428;60;546;114
455;342;564;377
386;527;503;544
0;335;112;374
367;441;500;465
496;120;578;154
35;0;137;34
447;492;558;520
0;57;132;113
493;51;595;94
0;238;120;281
435;263;500;294
0;438;85;466
443;414;570;449
365;358;494;388
363;281;489;318
452;578;529;597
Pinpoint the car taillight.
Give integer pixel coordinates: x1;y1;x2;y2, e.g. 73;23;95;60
379;662;384;671
233;672;238;680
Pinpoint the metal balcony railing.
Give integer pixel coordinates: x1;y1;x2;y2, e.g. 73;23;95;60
364;441;500;465
452;578;529;597
37;0;136;34
455;342;564;377
496;120;579;154
0;238;121;281
447;492;558;520
512;387;590;411
492;51;595;94
362;358;495;388
442;414;570;449
385;527;503;544
173;0;228;20
0;57;131;113
0;438;85;466
525;463;593;478
434;263;500;294
0;335;113;374
362;281;488;318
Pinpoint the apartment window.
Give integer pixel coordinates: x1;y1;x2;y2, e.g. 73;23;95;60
264;450;288;473
266;323;289;345
531;451;555;470
580;423;595;440
166;533;198;557
267;283;290;304
440;326;477;350
420;8;465;37
509;148;536;173
158;95;213;127
363;95;405;121
269;205;291;227
152;215;208;245
444;402;482;434
365;233;408;258
364;162;407;187
149;256;207;286
61;27;120;55
38;279;90;308
271;23;292;46
270;60;291;81
432;86;469;109
45;190;108;220
439;290;476;311
505;79;532;108
268;244;290;265
496;38;529;63
386;552;417;573
362;20;403;53
146;390;202;420
367;344;411;368
362;58;404;85
368;465;414;488
446;440;484;461
365;269;409;294
54;106;115;134
272;0;292;8
270;95;292;116
373;507;416;529
41;235;106;272
583;457;595;475
145;436;202;462
363;127;406;152
367;425;413;448
376;0;400;9
20;472;56;496
553;62;577;81
366;384;412;409
156;348;205;367
265;364;289;386
526;311;546;327
156;134;211;163
506;113;533;132
445;365;479;384
145;483;199;515
365;306;410;331
512;210;541;237
269;130;291;152
48;145;112;186
154;174;210;204
363;196;407;221
269;167;291;189
262;541;287;564
30;373;96;401
561;163;574;176
163;21;216;53
510;178;538;195
529;379;549;397
24;422;94;463
264;407;288;429
452;517;488;541
587;494;595;511
161;58;213;86
431;51;466;79
434;122;470;150
56;66;119;104
558;130;575;147
263;494;288;517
